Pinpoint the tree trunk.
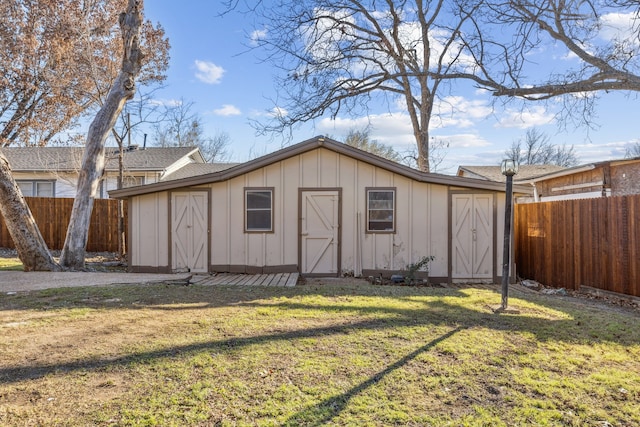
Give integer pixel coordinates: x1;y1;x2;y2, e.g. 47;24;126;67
60;0;144;269
0;150;61;271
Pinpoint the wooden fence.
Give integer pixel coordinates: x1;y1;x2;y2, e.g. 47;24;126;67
0;197;127;252
515;195;640;298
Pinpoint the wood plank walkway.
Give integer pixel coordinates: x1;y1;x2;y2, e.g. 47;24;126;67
191;272;299;287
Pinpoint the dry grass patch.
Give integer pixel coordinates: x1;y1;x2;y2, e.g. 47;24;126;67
0;282;638;426
0;257;22;271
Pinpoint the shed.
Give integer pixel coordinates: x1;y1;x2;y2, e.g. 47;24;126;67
110;136;531;282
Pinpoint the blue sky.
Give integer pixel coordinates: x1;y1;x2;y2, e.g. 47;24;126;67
142;2;640;174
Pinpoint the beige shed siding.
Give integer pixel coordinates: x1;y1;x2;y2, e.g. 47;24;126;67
206;148;450;275
127;146;506;278
130;192;169;269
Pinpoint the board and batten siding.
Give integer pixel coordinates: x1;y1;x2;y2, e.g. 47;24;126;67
127;147;508;280
129;192;170;272
209;148;448;276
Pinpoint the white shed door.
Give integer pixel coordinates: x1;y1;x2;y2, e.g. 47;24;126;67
171;191;208;273
452;194;493;279
301;190;339;275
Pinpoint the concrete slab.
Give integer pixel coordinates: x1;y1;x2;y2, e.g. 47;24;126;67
0;271;192;293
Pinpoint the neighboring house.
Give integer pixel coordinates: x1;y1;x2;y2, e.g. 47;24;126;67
458;159;640;202
517;158;640;202
457;164;566;184
110;136;532;281
2;145;233;198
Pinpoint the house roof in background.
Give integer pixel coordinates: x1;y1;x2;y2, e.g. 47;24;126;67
160;162;239;181
457;165;567;183
110;136;534;198
2;146;204;172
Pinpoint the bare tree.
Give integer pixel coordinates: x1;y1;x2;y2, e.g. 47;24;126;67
200;131;231;163
60;0;149;269
344;129;401;162
0;0;168;271
0;154;61;270
153;100;231;162
625;141;640;158
246;0;495;172
0;0;168;149
505;128;578;167
401;136;449;172
475;1;640;121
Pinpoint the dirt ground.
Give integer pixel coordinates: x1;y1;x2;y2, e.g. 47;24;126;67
0;249;191;293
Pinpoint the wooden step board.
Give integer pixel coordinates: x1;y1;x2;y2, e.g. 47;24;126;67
192;272;299;287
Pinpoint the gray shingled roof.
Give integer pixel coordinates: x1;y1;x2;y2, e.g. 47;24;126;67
160;162;239;181
457;165;566;183
2;146;202;171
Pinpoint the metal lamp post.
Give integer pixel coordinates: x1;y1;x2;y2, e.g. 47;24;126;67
500;159;518;310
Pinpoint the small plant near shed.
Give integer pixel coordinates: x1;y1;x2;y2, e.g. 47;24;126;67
370;256;436;286
404;255;435;284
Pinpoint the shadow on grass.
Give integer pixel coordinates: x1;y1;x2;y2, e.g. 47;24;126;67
0;315;455;384
0;281;468;312
1;284;638;386
281;326;465;426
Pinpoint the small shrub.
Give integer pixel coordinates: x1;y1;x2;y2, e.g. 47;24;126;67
404;255;435;285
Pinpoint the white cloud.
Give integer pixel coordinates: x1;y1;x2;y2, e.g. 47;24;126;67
599;12;638;44
194;60;225;84
317;113;414;147
317;97;495;149
432;96;492;129
495;106;554;129
250;28;268;46
148;98;183;107
269;106;288;118
213;104;241;116
572;139;635;163
441;133;492;149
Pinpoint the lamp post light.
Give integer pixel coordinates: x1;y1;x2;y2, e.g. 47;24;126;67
500;159;518;310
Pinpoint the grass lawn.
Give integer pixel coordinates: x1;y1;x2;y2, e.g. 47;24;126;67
0;257;22;271
0;281;638;426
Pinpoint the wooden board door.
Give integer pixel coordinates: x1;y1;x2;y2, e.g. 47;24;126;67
452;194;494;280
300;190;340;275
171;191;208;273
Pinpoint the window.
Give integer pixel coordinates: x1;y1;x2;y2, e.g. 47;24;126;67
17;182;33;196
245;188;273;232
17;180;55;197
367;188;395;232
123;176;145;188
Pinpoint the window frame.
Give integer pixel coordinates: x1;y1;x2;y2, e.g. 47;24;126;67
365;187;396;233
122;175;145;188
16;180;56;197
244;187;274;233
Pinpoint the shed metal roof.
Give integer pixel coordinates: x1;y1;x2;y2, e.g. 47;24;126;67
110;136;533;198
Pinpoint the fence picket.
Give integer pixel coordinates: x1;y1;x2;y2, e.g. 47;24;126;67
0;197;126;253
516;195;640;298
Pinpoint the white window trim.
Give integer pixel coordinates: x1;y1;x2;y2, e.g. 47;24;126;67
16;180;56;197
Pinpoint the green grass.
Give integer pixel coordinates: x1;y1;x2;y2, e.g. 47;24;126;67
0;257;22;271
0;282;638;426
